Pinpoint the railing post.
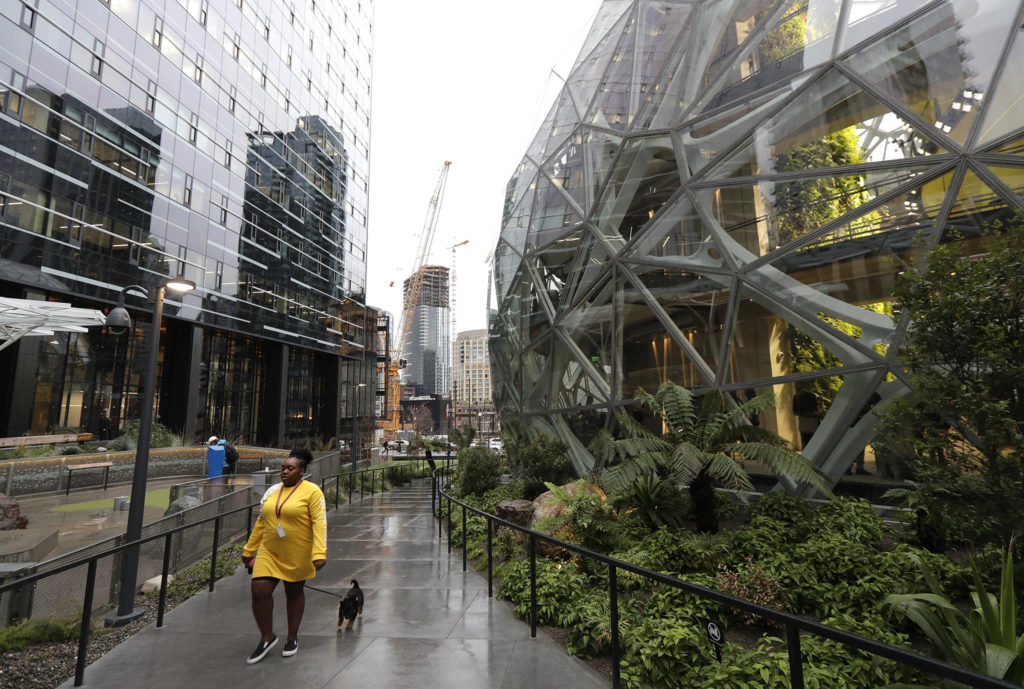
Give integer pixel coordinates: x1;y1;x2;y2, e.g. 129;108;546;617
209;516;221;592
486;517;493;597
431;472;436;515
371;470;375;496
349;471;354;503
157;533;173;628
610;564;621;689
462;504;467;572
74;559;98;687
246;503;253;535
529;533;537;638
447;496;453;554
335;475;340;509
787;624;805;689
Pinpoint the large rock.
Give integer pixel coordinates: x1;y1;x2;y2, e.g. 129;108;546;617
495;499;533;527
530;481;606;556
164;495;202;516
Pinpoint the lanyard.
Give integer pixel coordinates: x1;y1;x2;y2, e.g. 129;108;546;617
275;479;302;520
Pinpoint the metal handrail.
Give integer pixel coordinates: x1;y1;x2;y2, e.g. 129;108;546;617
434;471;1020;689
0;460;432;686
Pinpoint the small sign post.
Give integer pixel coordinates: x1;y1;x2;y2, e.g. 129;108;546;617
705;619;724;663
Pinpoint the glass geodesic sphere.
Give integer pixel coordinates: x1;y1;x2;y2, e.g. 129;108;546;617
491;0;1024;489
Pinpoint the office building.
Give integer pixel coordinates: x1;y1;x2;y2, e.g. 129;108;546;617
0;0;375;446
491;0;1024;490
401;265;449;397
453;328;495;432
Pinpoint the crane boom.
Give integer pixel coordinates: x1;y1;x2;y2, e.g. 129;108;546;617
395;161;451;367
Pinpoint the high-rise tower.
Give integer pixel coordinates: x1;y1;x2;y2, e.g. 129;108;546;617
401;265;449;397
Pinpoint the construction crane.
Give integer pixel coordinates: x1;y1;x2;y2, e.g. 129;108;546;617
448;239;468;429
377;161;451;438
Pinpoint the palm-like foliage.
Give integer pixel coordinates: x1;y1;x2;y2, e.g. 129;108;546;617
883;545;1023;686
602;381;831;532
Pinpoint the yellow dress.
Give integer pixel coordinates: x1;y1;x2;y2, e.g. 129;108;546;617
243;479;327;582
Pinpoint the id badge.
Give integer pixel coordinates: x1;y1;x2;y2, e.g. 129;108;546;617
276;524;286;538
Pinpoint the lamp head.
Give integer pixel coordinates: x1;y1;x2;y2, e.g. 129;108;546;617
106;305;132;336
165;277;196;293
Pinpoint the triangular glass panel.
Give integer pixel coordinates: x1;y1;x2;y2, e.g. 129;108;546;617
542;134;588;219
592;133;681;250
521;334;554;413
703;68;948;181
981;163;1024;202
696;0;842;115
986;134;1024;157
543;89;582;167
586;6;638;132
585;128;624;213
619;270;713;397
725;283;879;392
632;25;692;131
563;227;613;310
629;1;696;128
551;332;611;408
527;170;585;250
524;98;560;166
502;181;536;256
676;87;789;176
757;169;956;352
975;25;1024;148
563;407;612;451
695;163;938;262
529;230;586;313
936;166;1024;246
502;157;539;229
575;1;637;68
842;0;1015;146
839;1;948;54
623;192;727;269
627;263;733;376
568;9;634;124
556;277;616;393
685;0;781;106
494;239;525;307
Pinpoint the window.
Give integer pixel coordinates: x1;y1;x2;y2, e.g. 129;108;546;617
91;39;104;76
153;17;163;47
193;57;203;84
228;86;236;112
223;139;232;168
232;34;240;60
199;1;208;25
145;79;157;114
260;64;266;88
218;195;228;224
20;2;36;30
183;174;193;206
188;112;199;144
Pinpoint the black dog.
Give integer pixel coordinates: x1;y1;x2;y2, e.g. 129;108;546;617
338;579;364;629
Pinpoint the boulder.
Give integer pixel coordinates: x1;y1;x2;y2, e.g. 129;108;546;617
530;481;606;556
164;495;202;516
495;499;533;527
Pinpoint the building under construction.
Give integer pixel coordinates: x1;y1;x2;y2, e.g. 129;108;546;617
401;266;450;398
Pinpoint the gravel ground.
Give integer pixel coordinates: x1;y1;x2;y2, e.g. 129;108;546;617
0;591;192;689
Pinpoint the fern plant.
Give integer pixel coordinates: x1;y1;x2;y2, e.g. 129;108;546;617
882;545;1023;686
603;381;831;532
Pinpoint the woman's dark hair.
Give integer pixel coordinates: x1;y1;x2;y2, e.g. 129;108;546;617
288;447;314;470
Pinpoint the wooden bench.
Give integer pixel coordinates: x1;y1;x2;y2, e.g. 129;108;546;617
0;432;93;449
66;461;114;495
237;451;266;469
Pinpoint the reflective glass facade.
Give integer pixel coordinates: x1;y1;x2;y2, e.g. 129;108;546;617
0;0;374;445
491;0;1024;490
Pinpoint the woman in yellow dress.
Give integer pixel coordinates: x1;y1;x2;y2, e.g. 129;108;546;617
241;448;326;663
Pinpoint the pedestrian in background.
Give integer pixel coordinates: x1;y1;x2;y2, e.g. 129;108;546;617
242;448;327;663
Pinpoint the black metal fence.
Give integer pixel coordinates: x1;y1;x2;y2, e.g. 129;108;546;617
433;470;1020;689
0;459;432;687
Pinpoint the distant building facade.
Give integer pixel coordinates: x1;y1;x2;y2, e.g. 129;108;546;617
0;0;375;446
401;265;449;397
453;329;495;432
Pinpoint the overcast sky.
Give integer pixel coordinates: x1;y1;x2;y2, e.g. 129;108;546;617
366;1;604;337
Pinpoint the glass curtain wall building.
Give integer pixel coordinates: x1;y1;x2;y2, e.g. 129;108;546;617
0;0;374;446
491;0;1024;491
401;265;450;397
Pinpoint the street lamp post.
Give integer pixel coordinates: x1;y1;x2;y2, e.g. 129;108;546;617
105;278;195;626
351;383;366;473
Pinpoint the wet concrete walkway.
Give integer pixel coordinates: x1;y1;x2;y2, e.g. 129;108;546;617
59;480;608;688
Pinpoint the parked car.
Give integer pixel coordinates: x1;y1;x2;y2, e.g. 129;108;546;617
488;437;504;452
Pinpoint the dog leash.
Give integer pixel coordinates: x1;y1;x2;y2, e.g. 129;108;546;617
304;583;345;598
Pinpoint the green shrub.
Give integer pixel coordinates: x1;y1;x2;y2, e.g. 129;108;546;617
0;616;80;652
535;480;624;553
512;435;575;499
111;420;183;449
455;447;501;497
748;491;812;529
59;444;84;455
619;475;688;530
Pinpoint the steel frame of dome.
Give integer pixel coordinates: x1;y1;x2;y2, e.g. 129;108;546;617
490;0;1024;493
